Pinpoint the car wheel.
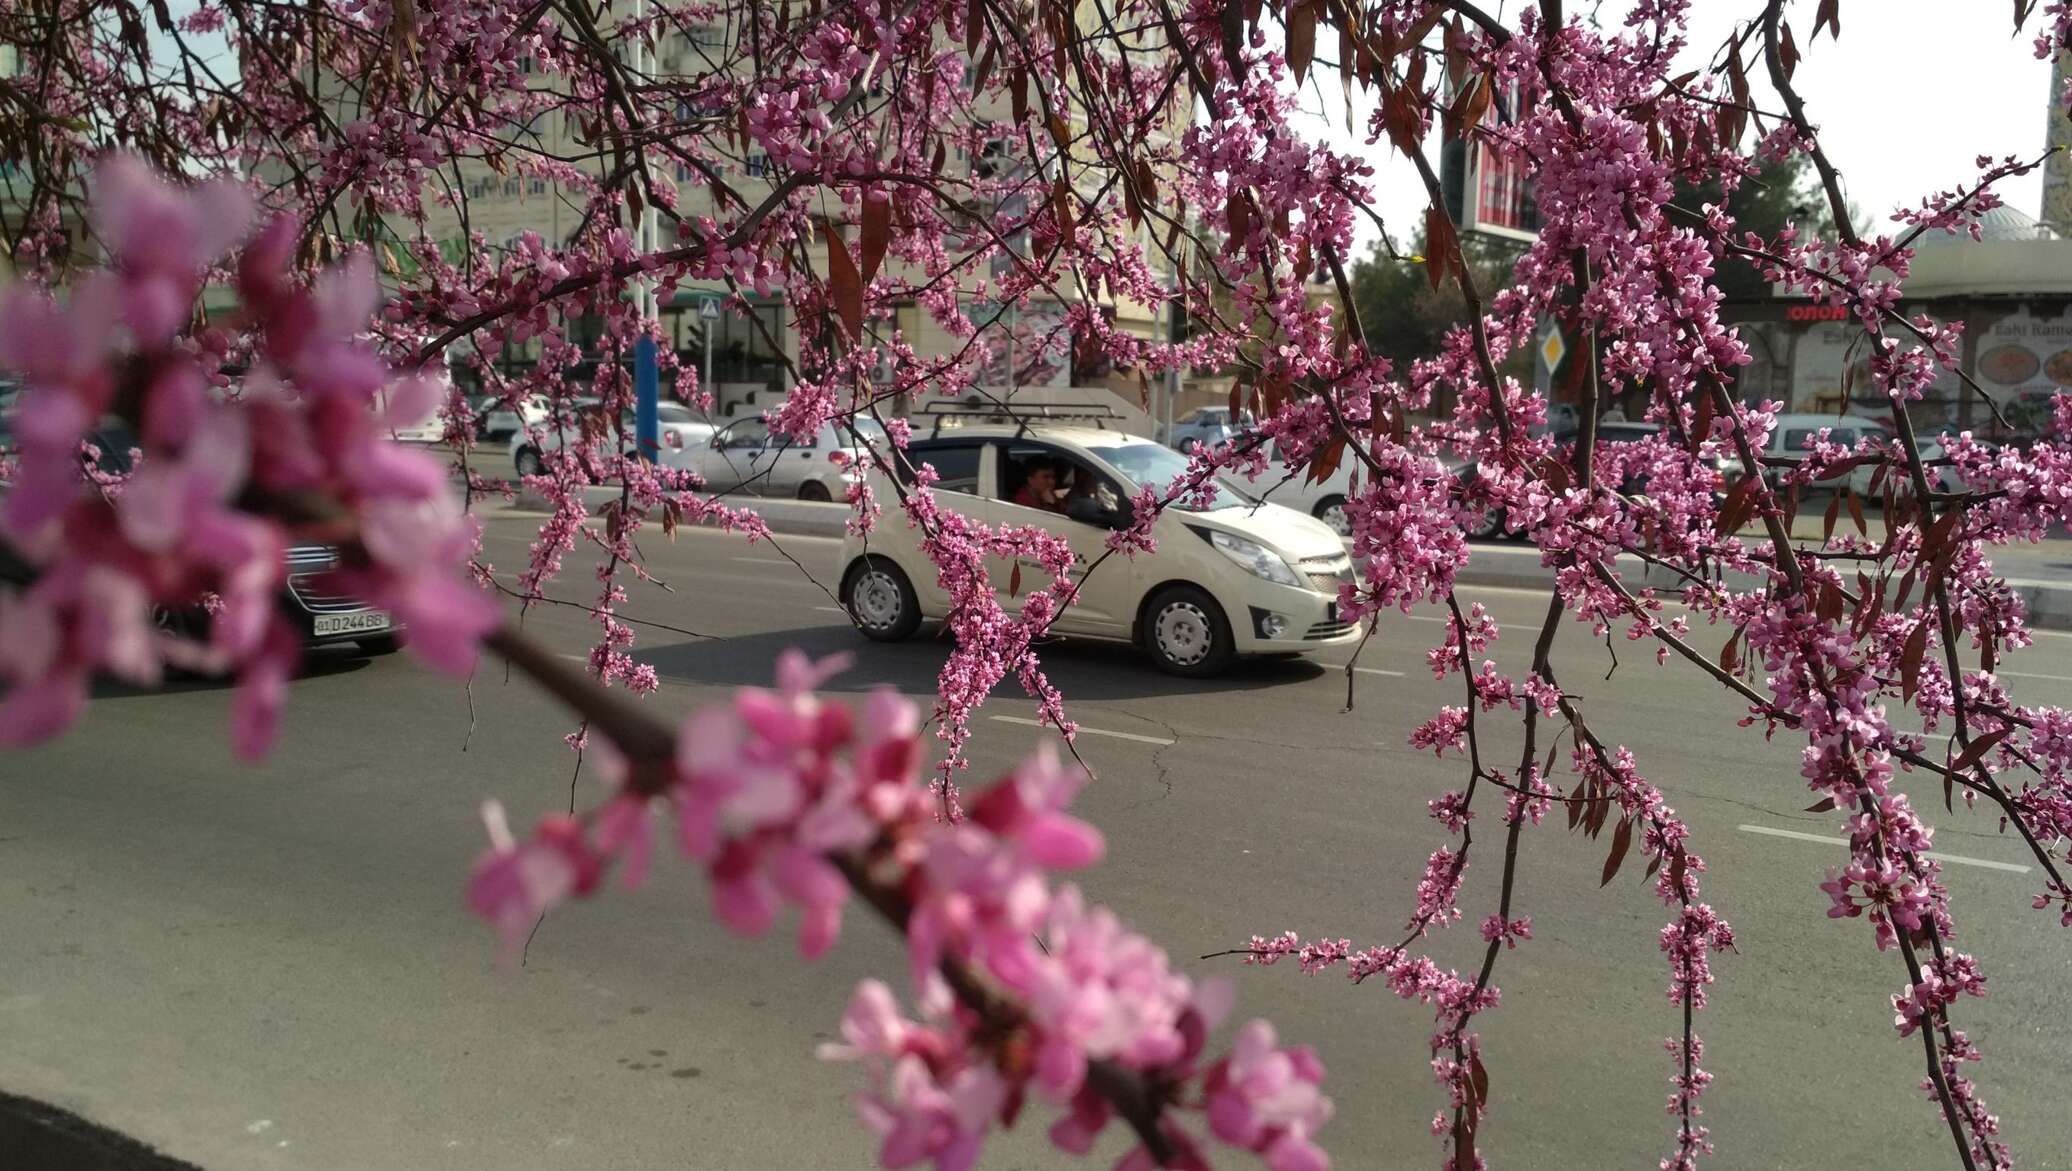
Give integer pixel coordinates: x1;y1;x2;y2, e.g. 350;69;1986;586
360;633;403;656
842;556;921;642
797;480;833;502
1312;495;1351;537
1143;585;1234;677
515;447;544;477
1468;506;1505;541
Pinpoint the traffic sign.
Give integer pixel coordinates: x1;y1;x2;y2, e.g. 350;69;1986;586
1539;324;1566;372
698;296;722;321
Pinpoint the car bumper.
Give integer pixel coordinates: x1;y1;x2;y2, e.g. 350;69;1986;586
284;564;397;647
1221;581;1360;654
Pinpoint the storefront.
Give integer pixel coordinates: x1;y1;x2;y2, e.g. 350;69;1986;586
1721;208;2072;438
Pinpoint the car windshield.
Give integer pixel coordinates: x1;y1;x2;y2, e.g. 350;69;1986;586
1082;441;1256;508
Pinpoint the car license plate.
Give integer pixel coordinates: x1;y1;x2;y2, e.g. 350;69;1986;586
313;611;392;637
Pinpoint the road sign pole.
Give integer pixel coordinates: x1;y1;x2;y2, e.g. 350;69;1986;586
633;0;659;463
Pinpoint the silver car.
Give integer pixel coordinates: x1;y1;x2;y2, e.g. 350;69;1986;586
688;416;884;499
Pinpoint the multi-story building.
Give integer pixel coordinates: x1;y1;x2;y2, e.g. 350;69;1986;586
315;18;1190;427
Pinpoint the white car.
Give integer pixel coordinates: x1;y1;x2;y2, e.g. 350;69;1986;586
836;426;1359;676
483;393;553;442
689;415;885;500
510;399;716;476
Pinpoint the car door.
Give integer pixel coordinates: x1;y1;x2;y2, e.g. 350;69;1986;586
987;441;1134;634
697;418;768;493
892;439;994;613
758;423;828;497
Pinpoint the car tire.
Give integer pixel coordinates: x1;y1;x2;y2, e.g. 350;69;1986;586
842;556;921;642
1312;495;1351;536
1468;506;1505;541
515;447;544;477
1142;585;1234;677
797;480;833;502
360;633;403;656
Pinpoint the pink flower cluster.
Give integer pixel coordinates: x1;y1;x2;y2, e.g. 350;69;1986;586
466;652;1332;1171
0;156;496;756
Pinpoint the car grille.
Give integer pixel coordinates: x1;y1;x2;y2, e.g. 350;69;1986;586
284;545;369;614
1304;618;1354;640
1298;554;1353;597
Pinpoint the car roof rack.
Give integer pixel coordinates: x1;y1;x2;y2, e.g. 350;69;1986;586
915;395;1126;438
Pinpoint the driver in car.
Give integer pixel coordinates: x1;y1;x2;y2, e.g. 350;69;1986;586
1013;457;1066;513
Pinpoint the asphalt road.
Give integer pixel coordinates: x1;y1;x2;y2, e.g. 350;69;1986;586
3;509;2069;1171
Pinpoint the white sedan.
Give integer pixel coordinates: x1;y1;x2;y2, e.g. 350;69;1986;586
510;399;716;476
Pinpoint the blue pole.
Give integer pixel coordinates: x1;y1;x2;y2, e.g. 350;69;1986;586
634;333;659;462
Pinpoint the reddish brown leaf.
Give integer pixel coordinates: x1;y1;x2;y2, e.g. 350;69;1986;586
1134;158;1158;210
1226;187;1252;249
822;222;863;342
1805;797;1838;813
1823;490;1841;543
1469;1054;1489;1114
1814;0;1841;40
1845;488;1866;536
1052;176;1074;241
1308;436;1346;485
1816;581;1844;624
966;0;983;53
1951;728;2008;775
1009;561;1023;597
1048;112;1070;152
1690;388;1716;455
973;42;996;91
1901;620;1929;703
1287;0;1317;86
1779;19;1800;79
859;197;891;283
1424;206;1456;291
1718;475;1756;537
1719;631;1741;675
1600;815;1635;887
1010;66;1028;124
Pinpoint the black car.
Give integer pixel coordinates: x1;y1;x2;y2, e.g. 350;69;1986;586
1;419;401;655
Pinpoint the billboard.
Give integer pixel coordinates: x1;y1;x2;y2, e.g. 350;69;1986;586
1440;83;1538;242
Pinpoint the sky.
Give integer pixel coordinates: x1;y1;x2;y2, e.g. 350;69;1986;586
1293;1;2060;254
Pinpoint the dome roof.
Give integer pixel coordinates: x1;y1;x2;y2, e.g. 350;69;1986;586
1913;204;2059;247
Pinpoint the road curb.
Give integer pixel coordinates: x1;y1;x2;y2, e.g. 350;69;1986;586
511;487;2072;631
515;485;854;538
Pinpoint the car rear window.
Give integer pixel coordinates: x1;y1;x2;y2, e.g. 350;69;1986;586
898;441;985;494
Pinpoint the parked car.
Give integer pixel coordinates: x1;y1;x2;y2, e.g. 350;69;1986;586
1713;412;1891;494
510;399;717;477
688;414;884;500
836;426;1359;676
483;394;553;442
0;418;400;655
1162;406;1254;453
1456;420;1656;540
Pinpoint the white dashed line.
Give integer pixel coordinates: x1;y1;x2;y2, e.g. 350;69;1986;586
814;605;849;614
989;715;1175;746
731;556;793;566
1322;663;1406;677
1736;824;2030;873
1995;669;2072;683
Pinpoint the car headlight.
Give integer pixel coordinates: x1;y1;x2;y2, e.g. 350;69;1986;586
1209;530;1302;587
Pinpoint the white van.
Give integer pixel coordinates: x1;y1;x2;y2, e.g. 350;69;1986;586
836;426;1360;676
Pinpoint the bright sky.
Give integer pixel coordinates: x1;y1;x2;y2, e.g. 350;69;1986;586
1295;1;2058;254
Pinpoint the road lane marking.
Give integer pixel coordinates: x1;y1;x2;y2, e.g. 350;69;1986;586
1321;663;1406;677
1402;615;1448;623
1736;824;2030;873
731;556;794;566
989;715;1175;746
1995;669;2072;683
815;605;850;614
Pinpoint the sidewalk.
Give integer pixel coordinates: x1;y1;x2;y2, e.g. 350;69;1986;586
491;488;2072;630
